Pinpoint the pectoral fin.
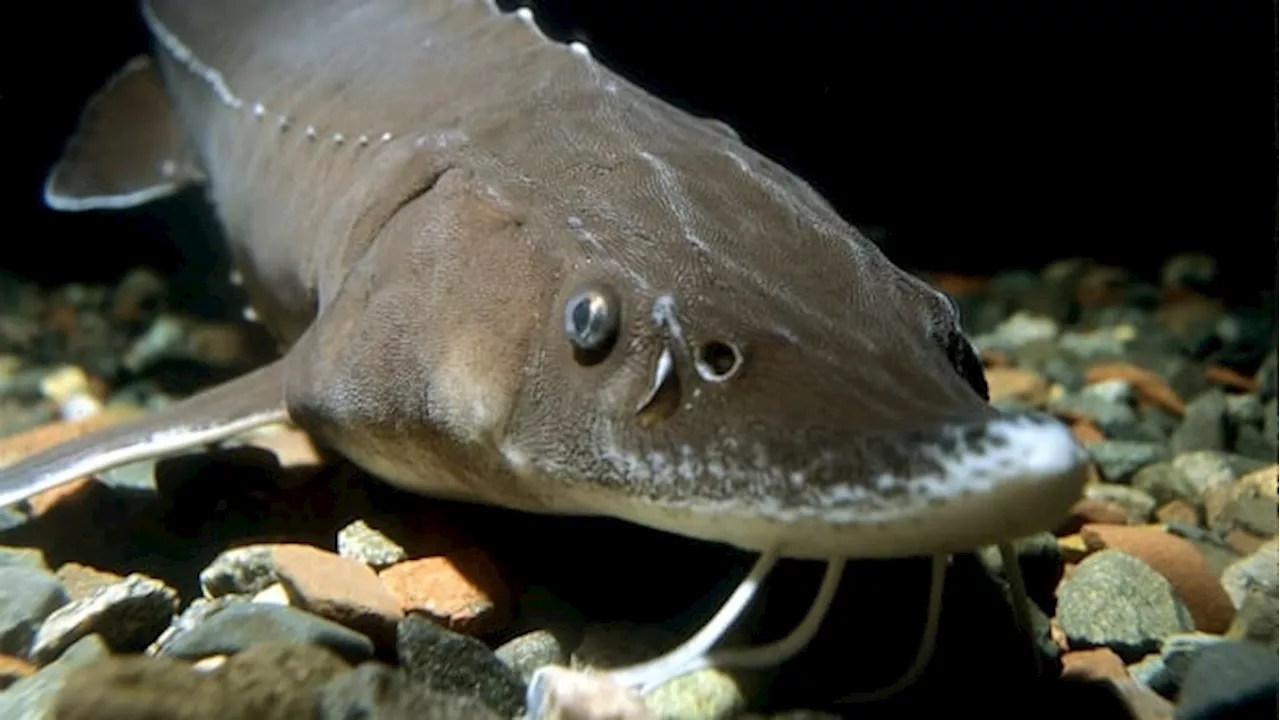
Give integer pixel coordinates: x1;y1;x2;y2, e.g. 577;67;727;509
0;361;288;510
43;54;205;212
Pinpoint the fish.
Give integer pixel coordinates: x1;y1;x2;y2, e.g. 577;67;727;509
3;0;1088;706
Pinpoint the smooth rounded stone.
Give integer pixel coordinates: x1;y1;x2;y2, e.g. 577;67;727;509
0;634;108;720
644;667;748;720
30;573;178;664
51;642;351;720
1226;590;1278;645
1171;451;1269;500
270;543;404;647
1127;632;1230;697
1219;538;1278;610
1169;389;1230;454
0;566;68;657
1203;465;1278;537
1049;390;1140;437
157;601;374;664
316;662;504;720
1058;328;1130;362
336;519;408;569
0;546;48;570
1086;441;1170;483
495;629;568;684
1132;462;1197;508
1086;483;1158;523
1041;356;1085;392
1056;549;1193;662
972;311;1059;354
396;614;526;719
148;596;248;655
1173;640;1278;720
199;544;280;598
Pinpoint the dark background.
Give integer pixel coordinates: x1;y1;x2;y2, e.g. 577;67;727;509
4;0;1275;295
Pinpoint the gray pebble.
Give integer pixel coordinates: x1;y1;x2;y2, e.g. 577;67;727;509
199;544;279;598
1085;483;1157;523
1056;549;1193;662
336;519;407;569
0;566;68;657
316;662;504;720
148;596;248;655
157;601;374;664
396;614;526;719
1128;632;1230;697
1058;328;1128;361
30;573;178;664
1086;441;1170;483
495;629;567;684
1170;389;1230;454
0;634;108;720
1171;451;1268;505
1174;640;1278;720
1220;539;1278;610
1049;390;1140;437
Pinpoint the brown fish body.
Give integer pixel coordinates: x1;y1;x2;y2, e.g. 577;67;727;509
8;0;1088;560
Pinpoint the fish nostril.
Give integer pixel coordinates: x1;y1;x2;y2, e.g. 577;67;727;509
696;340;743;382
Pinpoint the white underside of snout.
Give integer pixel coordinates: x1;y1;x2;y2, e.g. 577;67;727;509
549;414;1090;559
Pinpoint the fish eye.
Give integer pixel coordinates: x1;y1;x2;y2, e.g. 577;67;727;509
564;284;620;365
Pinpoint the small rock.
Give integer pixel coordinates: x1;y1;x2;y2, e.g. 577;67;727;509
199;545;279;598
983;367;1050;405
1090;358;1187;415
1219;538;1278;610
644;667;748;720
1061;647;1128;682
0;566;69;657
30;573;179;664
1170;389;1230;454
1173;640;1279;720
1128;632;1230;697
0;635;108;720
148;596;246;656
1171;451;1269;505
54;563;123;602
0;546;48;571
1155;500;1199;526
1050;390;1140;437
1056;549;1193;662
1079;524;1236;634
271;544;404;647
1225;590;1278;646
316;662;504;720
156;601;374;664
1086;483;1157;523
396;614;526;719
1087;441;1170;483
495;629;568;684
380;548;511;635
1202;463;1278;537
1059;497;1130;533
337;519;408;569
1132;462;1198;508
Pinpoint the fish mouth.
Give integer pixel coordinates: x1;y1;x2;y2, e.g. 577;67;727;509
575;411;1090;559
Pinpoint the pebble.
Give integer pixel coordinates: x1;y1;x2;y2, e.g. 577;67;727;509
1170;389;1230;453
1219;537;1278;610
1084;482;1157;523
0;566;69;657
1056;549;1194;661
198;544;281;598
1202;463;1278;537
270;543;404;647
337;519;408;569
53;563;123;602
380;548;511;635
495;628;568;684
1086;441;1170;482
155;601;375;665
395;613;526;719
30;573;178;664
1078;524;1236;633
1128;631;1230;697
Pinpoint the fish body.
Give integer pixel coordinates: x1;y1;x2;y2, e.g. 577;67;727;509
6;0;1087;560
